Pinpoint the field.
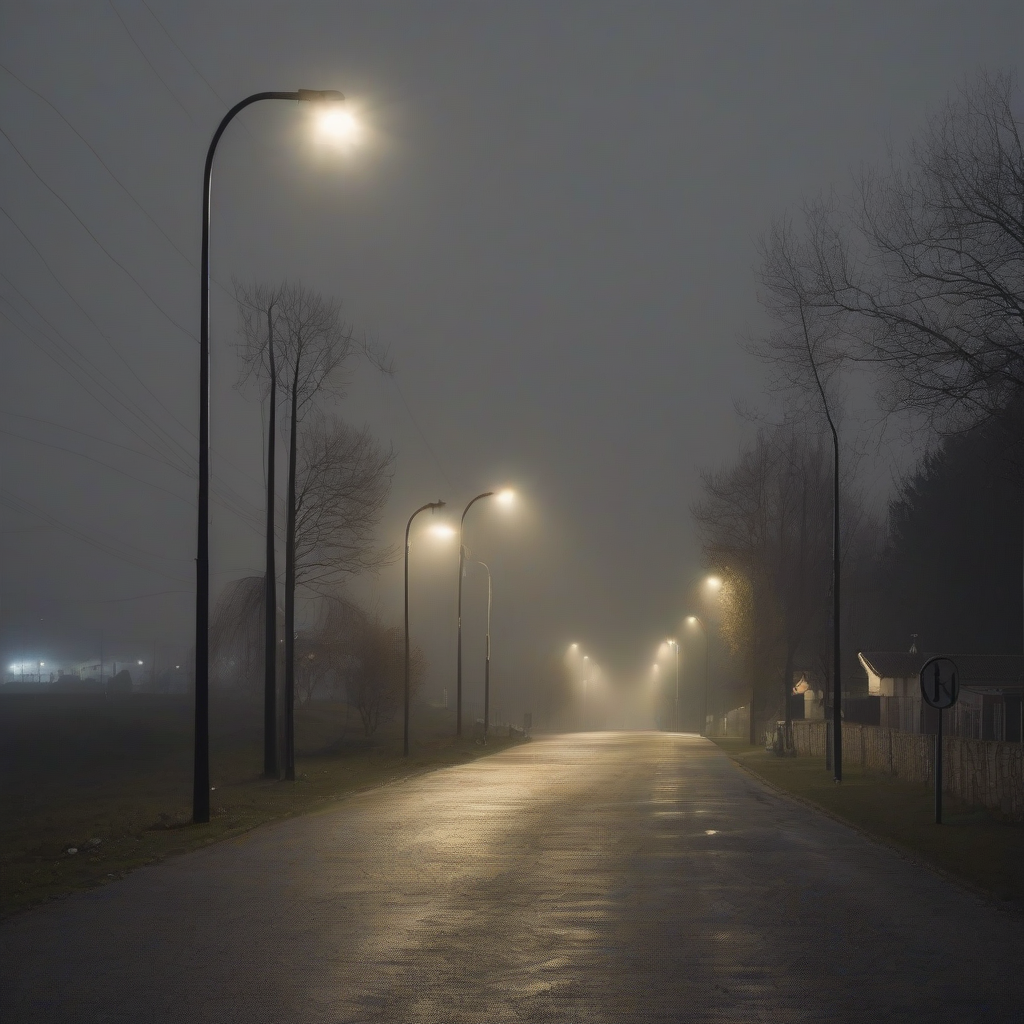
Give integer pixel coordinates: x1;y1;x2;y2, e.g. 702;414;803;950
0;693;523;917
715;738;1024;906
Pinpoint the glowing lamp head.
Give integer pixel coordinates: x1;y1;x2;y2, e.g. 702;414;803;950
496;489;515;507
430;523;457;540
705;575;722;591
686;616;697;624
316;107;360;144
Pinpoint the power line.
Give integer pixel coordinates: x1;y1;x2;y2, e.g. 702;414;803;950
0;428;193;507
0;309;267;535
0;276;193;473
390;374;457;490
106;0;194;125
0;203;200;464
138;0;230;107
0;300;192;476
0;207;272;514
0;489;192;583
0;61;197;272
0;124;196;339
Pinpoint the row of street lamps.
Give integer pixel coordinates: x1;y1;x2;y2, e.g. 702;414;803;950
189;85;513;821
649;576;720;734
403;489;514;757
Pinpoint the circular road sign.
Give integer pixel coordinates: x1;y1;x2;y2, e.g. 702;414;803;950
919;656;959;710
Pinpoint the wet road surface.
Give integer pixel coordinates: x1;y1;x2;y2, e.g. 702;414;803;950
2;731;1023;1022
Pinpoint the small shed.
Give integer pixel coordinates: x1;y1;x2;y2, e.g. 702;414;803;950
858;651;1024;741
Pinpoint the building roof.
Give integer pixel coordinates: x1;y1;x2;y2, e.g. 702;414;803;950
859;652;1024;688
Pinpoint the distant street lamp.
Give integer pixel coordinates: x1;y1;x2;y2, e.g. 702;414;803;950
665;640;680;730
686;616;710;736
456;489;514;736
404;501;447;756
193;88;348;824
583;656;590;729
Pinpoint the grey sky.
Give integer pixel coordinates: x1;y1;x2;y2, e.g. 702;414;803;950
1;2;1021;713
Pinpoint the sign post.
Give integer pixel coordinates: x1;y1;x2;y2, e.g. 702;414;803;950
919;656;959;824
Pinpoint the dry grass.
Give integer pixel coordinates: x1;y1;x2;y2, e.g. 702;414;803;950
715;738;1024;906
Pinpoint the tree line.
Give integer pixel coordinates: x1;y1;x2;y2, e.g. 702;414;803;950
693;71;1024;737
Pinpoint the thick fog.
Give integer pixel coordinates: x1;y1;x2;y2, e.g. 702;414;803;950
2;2;1020;720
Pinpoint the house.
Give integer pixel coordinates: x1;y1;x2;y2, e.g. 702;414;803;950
858;651;1024;741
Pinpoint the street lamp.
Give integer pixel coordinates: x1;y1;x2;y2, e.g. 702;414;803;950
686;616;710;736
582;655;590;730
472;560;493;742
404;501;447;757
193;88;347;824
665;640;680;731
456;489;514;736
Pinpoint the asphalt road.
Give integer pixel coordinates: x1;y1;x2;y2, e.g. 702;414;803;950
2;732;1023;1022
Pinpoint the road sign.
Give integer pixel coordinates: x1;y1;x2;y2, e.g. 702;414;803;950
919;656;958;825
919;656;959;710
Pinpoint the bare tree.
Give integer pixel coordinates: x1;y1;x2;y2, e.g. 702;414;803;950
693;423;853;746
209;576;265;695
848;72;1024;430
294;414;395;592
754;202;854;774
347;614;425;737
236;283;284;777
237;282;356;779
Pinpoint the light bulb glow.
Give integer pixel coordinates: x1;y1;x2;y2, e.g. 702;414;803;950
430;523;456;540
496;489;515;507
316;108;360;143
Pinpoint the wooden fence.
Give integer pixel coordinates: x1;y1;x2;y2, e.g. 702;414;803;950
790;720;1024;821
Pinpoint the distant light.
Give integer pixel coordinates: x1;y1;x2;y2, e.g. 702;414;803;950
175;665;180;670
652;663;660;672
316;107;360;143
705;575;722;590
686;616;697;624
138;660;144;665
8;664;15;672
39;661;44;667
430;523;456;540
496;489;515;507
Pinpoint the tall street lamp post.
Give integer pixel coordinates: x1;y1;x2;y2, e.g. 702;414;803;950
456;489;513;736
457;493;493;737
473;560;493;741
582;655;590;730
404;501;446;757
193;88;345;824
686;616;710;736
665;639;679;731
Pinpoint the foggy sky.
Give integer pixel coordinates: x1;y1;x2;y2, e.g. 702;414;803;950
2;2;1021;715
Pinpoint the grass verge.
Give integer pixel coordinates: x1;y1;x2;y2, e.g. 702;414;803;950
0;696;523;918
714;738;1024;907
